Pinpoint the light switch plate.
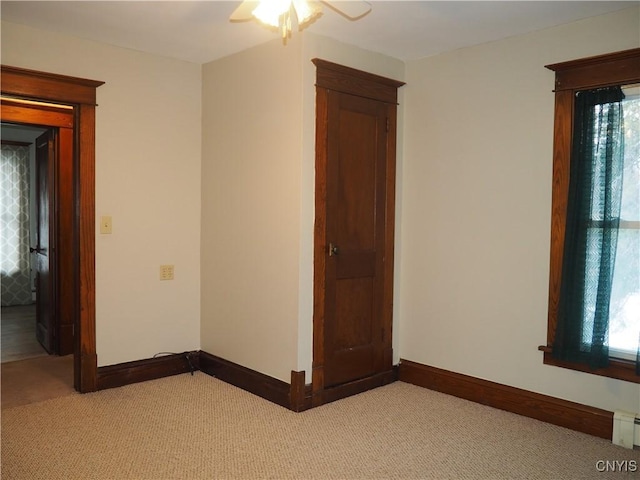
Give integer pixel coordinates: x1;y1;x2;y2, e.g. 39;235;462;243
100;216;112;234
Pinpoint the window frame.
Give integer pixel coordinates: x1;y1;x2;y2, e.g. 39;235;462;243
541;48;640;384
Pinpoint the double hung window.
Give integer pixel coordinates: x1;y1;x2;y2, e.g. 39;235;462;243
542;48;640;383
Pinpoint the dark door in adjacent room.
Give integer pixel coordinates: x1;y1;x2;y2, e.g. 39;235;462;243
34;129;56;353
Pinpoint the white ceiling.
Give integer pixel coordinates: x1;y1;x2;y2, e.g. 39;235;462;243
0;1;635;65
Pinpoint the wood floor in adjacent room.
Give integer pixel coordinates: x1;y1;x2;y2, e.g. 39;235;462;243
1;304;46;363
1;304;75;409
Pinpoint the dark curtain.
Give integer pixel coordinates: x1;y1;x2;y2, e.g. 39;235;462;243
554;87;625;370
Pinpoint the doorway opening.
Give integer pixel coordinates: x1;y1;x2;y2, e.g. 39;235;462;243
1;124;49;363
0;120;77;407
1;65;103;393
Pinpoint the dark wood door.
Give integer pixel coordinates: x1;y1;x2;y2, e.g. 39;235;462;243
34;129;56;353
312;59;402;405
323;91;390;387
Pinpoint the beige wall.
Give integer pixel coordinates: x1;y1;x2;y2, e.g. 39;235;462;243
200;33;404;381
400;7;640;413
1;21;202;366
200;37;303;382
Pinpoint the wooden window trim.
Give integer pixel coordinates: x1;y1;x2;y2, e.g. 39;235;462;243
541;48;640;384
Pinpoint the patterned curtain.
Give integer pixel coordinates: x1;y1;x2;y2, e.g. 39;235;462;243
1;144;33;306
553;87;625;370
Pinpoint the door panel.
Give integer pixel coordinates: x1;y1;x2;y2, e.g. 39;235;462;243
334;278;374;349
323;91;389;388
335;108;377;251
34;129;56;353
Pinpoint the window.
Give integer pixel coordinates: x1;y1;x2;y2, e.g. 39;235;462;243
609;88;640;361
541;48;640;383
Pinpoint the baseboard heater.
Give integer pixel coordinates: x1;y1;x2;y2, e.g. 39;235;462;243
612;411;640;449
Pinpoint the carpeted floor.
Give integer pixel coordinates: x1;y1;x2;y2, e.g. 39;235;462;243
1;354;75;409
1;373;638;479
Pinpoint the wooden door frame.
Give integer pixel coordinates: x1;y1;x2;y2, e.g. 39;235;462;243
1;65;104;392
311;59;404;405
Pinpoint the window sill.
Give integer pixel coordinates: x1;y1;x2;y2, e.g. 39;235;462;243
538;346;639;384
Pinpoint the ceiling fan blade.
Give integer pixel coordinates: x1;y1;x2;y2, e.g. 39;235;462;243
229;1;260;22
321;0;372;20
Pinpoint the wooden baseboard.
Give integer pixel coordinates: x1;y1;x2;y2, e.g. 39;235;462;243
398;359;613;440
96;349;398;414
96;350;303;411
290;370;312;412
199;351;292;410
97;351;199;390
198;352;398;412
92;352;614;439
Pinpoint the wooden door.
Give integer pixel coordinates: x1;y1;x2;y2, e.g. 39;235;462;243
323;91;388;387
34;129;56;353
313;59;404;403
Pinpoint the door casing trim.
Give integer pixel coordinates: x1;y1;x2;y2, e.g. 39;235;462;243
1;65;104;392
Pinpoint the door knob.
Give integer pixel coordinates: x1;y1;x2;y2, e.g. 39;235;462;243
329;243;339;256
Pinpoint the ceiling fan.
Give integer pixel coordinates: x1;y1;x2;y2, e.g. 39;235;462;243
230;0;372;39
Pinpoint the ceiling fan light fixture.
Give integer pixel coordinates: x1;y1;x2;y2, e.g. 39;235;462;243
252;0;321;38
252;0;289;28
292;0;321;26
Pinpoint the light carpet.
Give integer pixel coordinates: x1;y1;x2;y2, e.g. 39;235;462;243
1;372;638;479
